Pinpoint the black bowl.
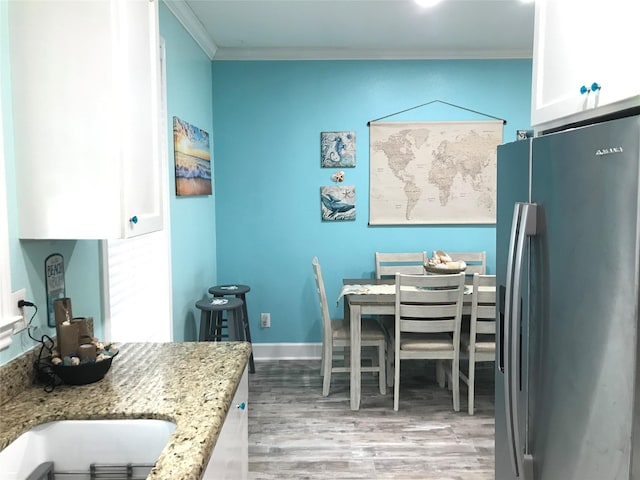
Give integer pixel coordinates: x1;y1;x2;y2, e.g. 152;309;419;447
49;352;117;385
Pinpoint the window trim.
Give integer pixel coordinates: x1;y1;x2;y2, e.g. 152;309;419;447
0;81;18;349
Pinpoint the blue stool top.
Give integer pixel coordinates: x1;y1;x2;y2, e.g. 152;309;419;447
195;296;244;311
209;284;250;296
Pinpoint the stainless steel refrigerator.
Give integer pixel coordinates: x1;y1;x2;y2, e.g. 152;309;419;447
495;114;640;480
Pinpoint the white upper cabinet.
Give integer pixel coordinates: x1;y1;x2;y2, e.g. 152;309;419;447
8;0;163;239
531;0;640;133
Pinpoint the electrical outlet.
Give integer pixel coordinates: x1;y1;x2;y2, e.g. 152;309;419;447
260;312;271;328
10;289;27;334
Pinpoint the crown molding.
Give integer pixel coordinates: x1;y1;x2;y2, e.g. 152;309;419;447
162;0;217;60
212;47;533;61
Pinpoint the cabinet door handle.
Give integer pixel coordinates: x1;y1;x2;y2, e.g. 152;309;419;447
580;83;601;95
129;215;138;224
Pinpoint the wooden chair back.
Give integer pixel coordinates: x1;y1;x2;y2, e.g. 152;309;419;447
470;273;496;338
311;257;332;346
395;273;466;338
463;272;496;414
393;272;466;411
448;251;486;275
375;251;427;279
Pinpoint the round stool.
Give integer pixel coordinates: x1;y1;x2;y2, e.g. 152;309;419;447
195;297;244;343
209;284;255;373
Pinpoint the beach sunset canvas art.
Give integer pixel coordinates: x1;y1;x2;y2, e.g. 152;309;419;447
173;116;212;196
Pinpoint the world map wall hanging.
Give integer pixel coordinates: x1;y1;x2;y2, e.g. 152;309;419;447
368;120;502;225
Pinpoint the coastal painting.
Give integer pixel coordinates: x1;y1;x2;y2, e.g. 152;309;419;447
321;131;356;168
173;116;212;196
320;185;356;221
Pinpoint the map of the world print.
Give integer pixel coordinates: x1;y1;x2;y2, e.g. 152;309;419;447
369;121;502;225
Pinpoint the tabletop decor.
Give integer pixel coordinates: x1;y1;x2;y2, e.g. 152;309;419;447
424;250;467;274
48;345;119;385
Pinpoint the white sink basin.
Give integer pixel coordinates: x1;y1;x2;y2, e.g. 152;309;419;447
0;419;176;480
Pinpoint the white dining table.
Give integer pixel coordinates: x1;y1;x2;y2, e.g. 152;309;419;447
339;278;492;410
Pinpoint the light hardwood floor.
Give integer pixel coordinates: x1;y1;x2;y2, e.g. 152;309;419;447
248;359;495;479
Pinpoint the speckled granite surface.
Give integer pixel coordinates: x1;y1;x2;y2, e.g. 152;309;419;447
0;341;251;480
0;346;40;405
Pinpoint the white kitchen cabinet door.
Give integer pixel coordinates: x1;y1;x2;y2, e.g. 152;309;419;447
531;0;640;133
8;0;162;239
203;366;249;480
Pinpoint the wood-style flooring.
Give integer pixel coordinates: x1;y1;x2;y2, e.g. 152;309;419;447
248;359;495;479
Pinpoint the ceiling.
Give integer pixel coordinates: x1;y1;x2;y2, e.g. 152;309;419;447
175;0;535;60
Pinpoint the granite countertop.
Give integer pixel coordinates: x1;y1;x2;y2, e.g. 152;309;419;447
0;341;251;480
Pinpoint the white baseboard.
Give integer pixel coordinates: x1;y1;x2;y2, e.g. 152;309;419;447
251;343;321;360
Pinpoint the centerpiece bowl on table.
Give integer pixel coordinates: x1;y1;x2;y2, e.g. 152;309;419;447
424;250;467;274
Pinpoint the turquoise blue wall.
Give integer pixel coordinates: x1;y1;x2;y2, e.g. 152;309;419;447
212;59;532;344
159;4;217;342
2;2;532;360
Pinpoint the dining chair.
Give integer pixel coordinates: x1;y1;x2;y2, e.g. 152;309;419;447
374;251;427;385
311;257;386;397
393;272;466;411
448;251;486;284
375;252;427;279
460;273;496;415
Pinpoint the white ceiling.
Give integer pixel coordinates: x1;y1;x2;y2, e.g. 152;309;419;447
175;0;535;60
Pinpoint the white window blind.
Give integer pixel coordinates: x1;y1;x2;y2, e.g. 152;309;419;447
103;231;172;343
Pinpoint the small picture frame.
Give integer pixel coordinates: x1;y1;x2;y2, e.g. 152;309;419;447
321;185;356;221
45;253;66;328
321;131;356;168
173;116;212;196
516;130;533;141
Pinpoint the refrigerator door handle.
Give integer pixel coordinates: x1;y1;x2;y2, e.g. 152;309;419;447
504;203;523;477
505;202;538;479
512;203;537;480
